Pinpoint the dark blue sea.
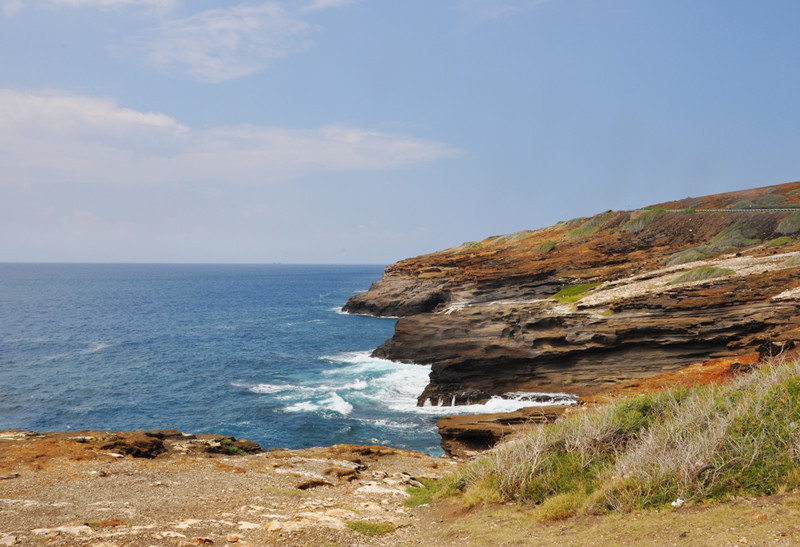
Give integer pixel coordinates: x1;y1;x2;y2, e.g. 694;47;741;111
0;264;564;456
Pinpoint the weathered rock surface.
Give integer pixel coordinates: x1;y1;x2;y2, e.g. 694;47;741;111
345;181;800;452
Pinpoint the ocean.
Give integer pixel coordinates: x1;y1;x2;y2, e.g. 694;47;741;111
0;264;571;456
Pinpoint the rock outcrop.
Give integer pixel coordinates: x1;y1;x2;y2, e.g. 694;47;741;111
345;181;800;424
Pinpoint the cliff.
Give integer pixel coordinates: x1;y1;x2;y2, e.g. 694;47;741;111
345;181;800;415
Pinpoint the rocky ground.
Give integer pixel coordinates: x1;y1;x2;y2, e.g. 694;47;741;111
0;429;456;546
3;428;800;546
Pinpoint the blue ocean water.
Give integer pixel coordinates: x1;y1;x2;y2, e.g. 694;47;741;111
0;264;571;456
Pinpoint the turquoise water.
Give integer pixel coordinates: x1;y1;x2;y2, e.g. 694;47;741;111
0;264;571;456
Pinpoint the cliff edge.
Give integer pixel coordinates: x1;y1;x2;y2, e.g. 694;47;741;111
345;181;800;412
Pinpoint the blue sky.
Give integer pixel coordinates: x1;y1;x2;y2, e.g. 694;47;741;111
1;0;799;263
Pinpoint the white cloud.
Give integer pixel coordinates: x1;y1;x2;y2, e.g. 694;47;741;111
2;0;176;15
128;3;313;83
302;0;359;12
1;0;22;15
0;89;462;186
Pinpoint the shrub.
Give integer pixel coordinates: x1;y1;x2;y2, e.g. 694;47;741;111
621;209;664;233
531;241;557;253
664;248;707;266
777;211;800;235
782;254;800;267
552;282;601;304
671;266;735;284
765;236;793;248
443;358;800;515
756;194;787;207
701;222;760;254
566;212;614;240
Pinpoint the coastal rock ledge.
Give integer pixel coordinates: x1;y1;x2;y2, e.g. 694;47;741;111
345;181;800;447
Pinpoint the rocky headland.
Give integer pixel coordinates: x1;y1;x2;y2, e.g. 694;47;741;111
344;181;800;454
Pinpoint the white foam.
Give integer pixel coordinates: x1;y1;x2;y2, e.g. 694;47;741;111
284;393;353;415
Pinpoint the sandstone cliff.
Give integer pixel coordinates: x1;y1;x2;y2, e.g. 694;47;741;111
345;181;800;411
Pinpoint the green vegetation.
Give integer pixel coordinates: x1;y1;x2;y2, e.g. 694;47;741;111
730;200;755;210
664;248;707;266
664;222;760;266
621;209;664;233
530;240;557;253
346;521;396;536
220;438;248;456
782;254;800;267
433;358;800;516
404;478;439;507
552;282;601;304
777;210;800;235
765;236;794;248
670;266;735;285
566;212;614;240
756;194;787;207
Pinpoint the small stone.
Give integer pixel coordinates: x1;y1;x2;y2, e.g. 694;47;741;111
738;537;748;544
238;522;260;531
195;539;214;545
0;536;18;546
227;535;241;543
265;521;283;532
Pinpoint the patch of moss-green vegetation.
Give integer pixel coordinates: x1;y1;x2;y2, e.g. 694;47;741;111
664;248;708;266
782;254;800;267
671;266;735;284
566;212;614;240
441;358;800;515
346;521;396;536
702;222;760;253
404;478;442;507
664;222;760;266
756;194;788;207
530;241;557;253
777;210;800;235
765;236;794;248
730;200;756;210
552;282;601;304
621;209;664;233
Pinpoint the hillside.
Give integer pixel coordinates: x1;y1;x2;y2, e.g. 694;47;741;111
344;181;800;452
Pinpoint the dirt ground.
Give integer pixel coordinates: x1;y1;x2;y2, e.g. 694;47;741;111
2;430;800;546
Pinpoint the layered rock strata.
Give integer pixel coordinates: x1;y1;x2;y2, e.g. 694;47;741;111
345;181;800;414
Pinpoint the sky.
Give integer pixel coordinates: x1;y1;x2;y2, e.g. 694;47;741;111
1;0;799;264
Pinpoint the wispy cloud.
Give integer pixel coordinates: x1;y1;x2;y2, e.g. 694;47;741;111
127;3;313;83
1;0;22;15
2;0;176;15
0;89;462;186
301;0;359;13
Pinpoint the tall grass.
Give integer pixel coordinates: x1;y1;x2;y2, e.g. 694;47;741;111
437;357;800;515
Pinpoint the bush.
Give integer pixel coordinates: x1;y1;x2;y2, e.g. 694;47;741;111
621;209;664;233
765;236;793;248
531;241;557;253
552;282;601;304
756;194;787;207
670;266;735;285
777;211;800;235
664;248;707;266
443;358;800;515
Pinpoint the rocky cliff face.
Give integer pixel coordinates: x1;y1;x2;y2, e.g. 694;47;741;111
345;181;800;411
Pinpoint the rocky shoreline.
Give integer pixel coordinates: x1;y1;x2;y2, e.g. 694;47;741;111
0;429;452;546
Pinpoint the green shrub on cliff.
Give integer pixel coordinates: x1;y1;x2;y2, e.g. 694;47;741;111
670;266;734;285
664;221;760;266
765;236;793;248
621;209;664;233
552;282;601;304
530;241;557;254
440;357;800;515
777;211;800;235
